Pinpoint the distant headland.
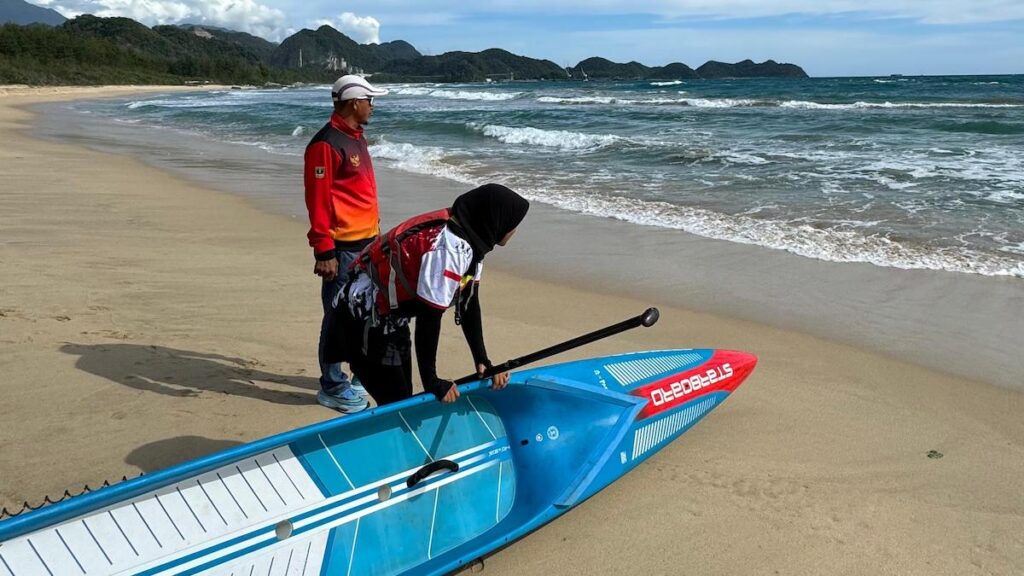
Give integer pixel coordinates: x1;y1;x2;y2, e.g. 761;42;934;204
0;8;808;85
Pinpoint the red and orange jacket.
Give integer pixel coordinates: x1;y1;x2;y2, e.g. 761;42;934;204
304;113;380;260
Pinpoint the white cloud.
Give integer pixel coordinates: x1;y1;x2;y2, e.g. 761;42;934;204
33;0;292;40
313;12;381;44
344;0;1024;25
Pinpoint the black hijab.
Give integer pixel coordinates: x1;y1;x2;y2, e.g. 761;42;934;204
449;183;529;262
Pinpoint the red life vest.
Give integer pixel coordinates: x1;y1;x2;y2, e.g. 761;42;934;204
350;208;452;315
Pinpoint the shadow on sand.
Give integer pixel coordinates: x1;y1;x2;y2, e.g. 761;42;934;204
60;343;319;406
124;435;245;473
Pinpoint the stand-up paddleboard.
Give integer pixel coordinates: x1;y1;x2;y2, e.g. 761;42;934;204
0;309;757;576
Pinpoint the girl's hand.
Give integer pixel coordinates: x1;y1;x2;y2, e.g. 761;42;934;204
441;382;461;403
479;364;510;390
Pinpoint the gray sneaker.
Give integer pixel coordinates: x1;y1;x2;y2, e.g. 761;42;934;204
317;385;369;414
349;377;369;399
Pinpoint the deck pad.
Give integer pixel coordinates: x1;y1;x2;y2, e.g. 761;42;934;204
298;394;514;576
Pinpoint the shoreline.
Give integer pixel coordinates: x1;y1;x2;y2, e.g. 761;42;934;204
2;87;1022;575
32;90;1024;392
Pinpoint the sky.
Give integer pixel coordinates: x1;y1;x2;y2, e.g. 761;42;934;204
29;1;1024;76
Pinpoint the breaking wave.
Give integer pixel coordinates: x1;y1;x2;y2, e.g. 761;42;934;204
467;123;623;150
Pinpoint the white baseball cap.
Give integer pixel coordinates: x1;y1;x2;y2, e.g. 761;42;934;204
331;75;389;102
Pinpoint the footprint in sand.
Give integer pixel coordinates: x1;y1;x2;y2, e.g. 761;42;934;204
79;329;132;340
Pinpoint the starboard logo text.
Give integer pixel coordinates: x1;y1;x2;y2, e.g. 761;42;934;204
650;363;733;406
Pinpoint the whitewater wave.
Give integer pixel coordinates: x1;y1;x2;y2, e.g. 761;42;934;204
680;98;760;108
537;95;1023;109
390;86;521;101
536;95;758;107
781;100;1023;110
650;80;684;86
513;189;1024;278
468;123;623;150
369;138;476;185
367;140;1023;277
537;96;620;105
125;90;268;110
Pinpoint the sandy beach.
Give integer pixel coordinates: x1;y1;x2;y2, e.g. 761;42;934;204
1;87;1022;575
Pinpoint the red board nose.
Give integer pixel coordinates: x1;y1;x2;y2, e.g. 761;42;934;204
712;349;758;393
632;349;758;419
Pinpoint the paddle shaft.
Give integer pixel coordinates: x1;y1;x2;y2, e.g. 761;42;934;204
454;307;660;384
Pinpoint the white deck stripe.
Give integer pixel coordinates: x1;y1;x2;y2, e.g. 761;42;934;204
345;519;360;576
632;397;717;460
496;463;503;523
606;353;704;386
317;434;355;489
54;528;85;574
176;487;208;533
5;441;498;576
199;480;229;528
465;396;497;441
4;448;324;576
164;453;507;576
271;454;304;501
131;502;164;548
121;441;500;576
427;489;440;559
81;518;113;565
107;510;140;556
185;450;507;569
254;460;287;507
300;541;312;576
26;540;52;576
232;463;264;512
398;412;433;460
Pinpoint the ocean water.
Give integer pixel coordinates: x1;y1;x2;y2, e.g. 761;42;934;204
81;75;1024;278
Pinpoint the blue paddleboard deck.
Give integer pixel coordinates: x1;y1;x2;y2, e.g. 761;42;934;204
0;349;757;576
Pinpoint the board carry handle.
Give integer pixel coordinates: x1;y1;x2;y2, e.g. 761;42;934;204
455;307;660;385
407;459;460;488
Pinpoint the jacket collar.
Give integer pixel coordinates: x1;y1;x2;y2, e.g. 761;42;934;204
330;112;364;139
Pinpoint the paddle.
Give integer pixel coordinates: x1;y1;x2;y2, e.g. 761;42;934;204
454;307;660;385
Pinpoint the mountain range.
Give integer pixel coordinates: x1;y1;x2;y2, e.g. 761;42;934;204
0;0;64;26
0;1;808;84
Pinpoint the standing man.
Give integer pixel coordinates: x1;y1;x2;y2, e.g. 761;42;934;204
304;74;388;413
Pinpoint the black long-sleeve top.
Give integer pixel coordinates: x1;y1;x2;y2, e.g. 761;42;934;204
398;287;489;398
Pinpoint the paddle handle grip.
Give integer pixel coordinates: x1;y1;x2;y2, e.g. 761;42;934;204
455;307;660;385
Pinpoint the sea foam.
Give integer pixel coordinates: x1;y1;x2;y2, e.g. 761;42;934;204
468;123;623;150
391;86;520;101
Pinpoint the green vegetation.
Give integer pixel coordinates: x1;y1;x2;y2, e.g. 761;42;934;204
372;49;565;83
0;14;807;86
696;59;807;79
570;57;808;80
0;17;335;85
